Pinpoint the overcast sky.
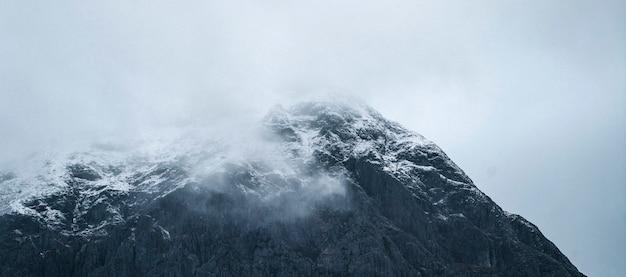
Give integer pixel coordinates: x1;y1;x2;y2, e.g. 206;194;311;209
1;1;624;275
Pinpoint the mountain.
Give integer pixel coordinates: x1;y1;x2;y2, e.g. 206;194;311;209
0;101;584;276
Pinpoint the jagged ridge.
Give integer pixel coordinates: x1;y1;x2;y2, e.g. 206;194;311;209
0;101;584;276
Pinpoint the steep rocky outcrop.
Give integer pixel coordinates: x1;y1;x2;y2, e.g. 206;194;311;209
0;102;584;276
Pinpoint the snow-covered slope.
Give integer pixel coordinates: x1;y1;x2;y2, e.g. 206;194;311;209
0;101;584;277
265;102;490;213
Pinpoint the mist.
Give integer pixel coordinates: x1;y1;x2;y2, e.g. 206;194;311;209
1;0;624;275
0;0;533;156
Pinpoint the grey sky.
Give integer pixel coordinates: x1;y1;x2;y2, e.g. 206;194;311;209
1;1;624;275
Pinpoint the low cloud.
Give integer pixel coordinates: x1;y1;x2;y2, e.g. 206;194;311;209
0;1;624;275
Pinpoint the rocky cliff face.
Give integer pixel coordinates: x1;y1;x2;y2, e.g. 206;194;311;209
0;102;584;276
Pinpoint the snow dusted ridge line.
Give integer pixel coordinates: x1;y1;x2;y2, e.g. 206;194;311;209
0;136;200;217
2;101;480;224
265;102;475;184
0;101;585;276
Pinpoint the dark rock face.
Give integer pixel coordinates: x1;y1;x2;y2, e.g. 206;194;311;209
0;102;584;276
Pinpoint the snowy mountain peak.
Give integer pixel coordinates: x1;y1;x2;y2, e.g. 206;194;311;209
265;101;470;186
1;101;471;218
0;101;584;276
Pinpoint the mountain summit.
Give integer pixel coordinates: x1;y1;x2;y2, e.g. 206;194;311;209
0;102;584;276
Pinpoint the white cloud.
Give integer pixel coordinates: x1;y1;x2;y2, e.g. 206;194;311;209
0;1;624;275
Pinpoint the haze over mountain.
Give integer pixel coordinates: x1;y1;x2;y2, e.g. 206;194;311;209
0;102;585;276
1;1;623;276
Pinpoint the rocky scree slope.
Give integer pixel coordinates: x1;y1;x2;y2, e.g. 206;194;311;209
0;102;584;276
